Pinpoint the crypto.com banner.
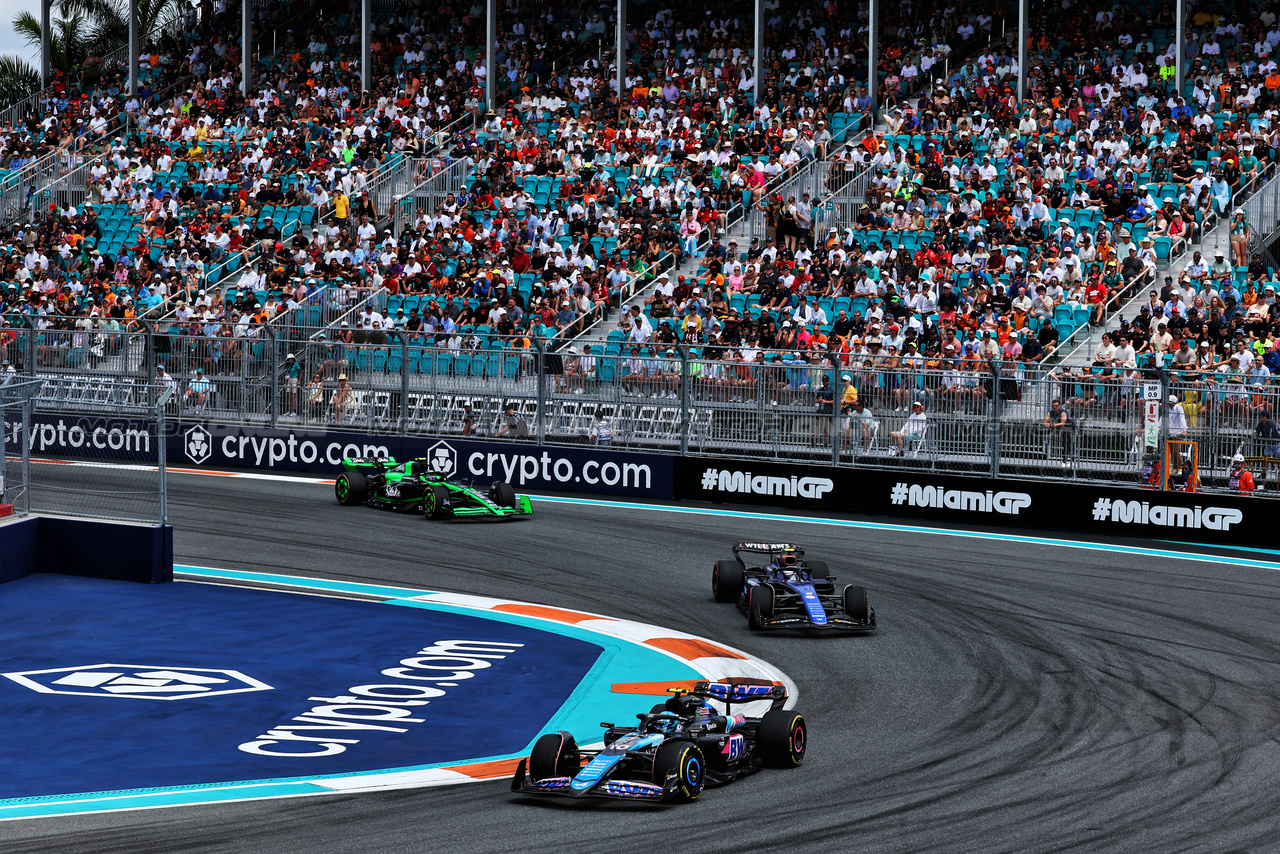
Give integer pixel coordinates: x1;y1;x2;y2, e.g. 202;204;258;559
7;413;673;499
674;455;1265;547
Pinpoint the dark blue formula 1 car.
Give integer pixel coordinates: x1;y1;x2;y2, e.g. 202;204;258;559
510;680;806;803
712;542;876;632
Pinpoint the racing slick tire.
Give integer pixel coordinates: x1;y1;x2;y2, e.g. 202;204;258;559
747;585;775;631
712;559;746;602
653;741;705;802
757;709;807;768
489;481;517;508
843;585;870;621
805;559;830;579
422;484;453;519
529;732;580;781
334;473;368;506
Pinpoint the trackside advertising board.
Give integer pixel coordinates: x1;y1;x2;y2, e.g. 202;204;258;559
10;410;1270;546
673;455;1268;548
5;414;673;498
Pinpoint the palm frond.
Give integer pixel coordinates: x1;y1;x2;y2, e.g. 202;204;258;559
0;54;41;110
12;11;43;48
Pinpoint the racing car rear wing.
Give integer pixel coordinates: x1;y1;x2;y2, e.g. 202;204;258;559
689;679;787;711
733;543;804;557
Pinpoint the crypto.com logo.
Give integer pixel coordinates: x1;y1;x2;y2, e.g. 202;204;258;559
427;440;457;477
3;665;273;701
184;424;212;464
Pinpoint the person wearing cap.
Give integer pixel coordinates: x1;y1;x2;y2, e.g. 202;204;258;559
1208;249;1233;280
331;374;353;425
185;368;212;413
1043;397;1074;466
496;404;530;439
891;401;928;456
155;364;175;392
813;373;835;443
282;353;302;416
839;373;858;418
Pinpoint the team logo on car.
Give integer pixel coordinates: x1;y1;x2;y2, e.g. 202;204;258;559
427;440;457;477
385;485;400;497
2;664;273;701
184;425;212;464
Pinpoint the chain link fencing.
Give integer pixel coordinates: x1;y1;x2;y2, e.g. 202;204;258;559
13;319;1280;497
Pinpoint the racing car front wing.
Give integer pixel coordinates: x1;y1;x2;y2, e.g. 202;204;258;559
510;759;672;802
755;611;877;632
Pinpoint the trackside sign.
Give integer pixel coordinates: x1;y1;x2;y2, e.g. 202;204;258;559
6;412;674;498
890;482;1032;515
672;456;1263;548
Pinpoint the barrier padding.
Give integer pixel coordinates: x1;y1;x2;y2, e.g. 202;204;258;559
0;517;172;585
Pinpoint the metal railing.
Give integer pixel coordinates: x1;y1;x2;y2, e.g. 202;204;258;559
14;321;1280;495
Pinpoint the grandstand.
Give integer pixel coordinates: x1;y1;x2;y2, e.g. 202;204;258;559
1;0;1279;494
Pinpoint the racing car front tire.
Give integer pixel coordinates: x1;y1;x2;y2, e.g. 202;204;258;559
653;741;705;802
757;709;807;768
335;473;367;506
423;485;453;519
712;559;746;602
747;585;775;631
529;732;580;781
843;585;870;621
489;481;517;507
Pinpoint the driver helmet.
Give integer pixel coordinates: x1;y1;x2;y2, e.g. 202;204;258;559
650;715;680;734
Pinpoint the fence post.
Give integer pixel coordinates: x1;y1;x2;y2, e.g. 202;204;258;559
263;324;279;427
21;393;32;516
533;335;547;445
1160;367;1171;491
138;319;156;406
989;359;1001;477
23;322;36;377
396;331;409;435
828;354;841;465
240;336;251;423
678;345;691;455
156;384;172;525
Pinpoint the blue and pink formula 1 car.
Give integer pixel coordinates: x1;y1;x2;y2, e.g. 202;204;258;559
713;542;877;632
510;680;805;803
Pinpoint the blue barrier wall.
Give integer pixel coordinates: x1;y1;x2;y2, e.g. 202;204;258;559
0;517;173;585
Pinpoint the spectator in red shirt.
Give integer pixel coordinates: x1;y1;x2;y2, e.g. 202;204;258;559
1085;277;1108;326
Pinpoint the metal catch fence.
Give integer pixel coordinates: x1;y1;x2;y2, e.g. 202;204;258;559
12;322;1280;497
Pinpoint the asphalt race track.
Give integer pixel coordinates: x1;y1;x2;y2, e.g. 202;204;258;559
7;470;1280;853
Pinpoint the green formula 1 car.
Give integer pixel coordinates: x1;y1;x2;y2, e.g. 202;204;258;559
334;457;533;520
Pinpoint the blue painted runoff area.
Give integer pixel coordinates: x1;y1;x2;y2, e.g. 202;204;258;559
0;573;599;801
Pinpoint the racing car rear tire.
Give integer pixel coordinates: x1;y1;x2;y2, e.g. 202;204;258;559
843;585;870;621
423;484;453;519
757;710;807;768
653;741;705;802
805;559;830;579
747;586;774;631
529;732;580;781
712;559;746;602
335;473;367;506
489;481;517;507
